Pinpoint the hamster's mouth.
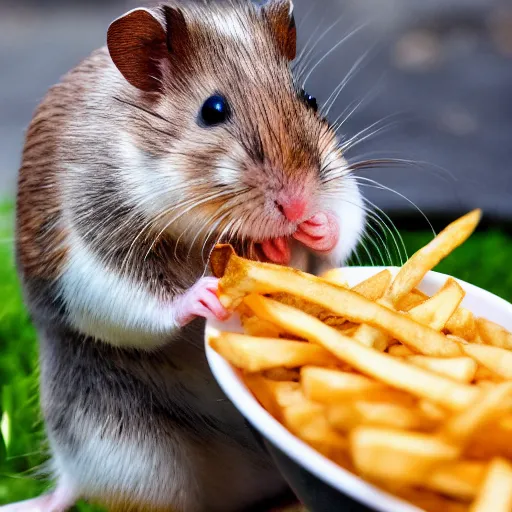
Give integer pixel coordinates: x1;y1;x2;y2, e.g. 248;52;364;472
222;240;289;266
230;211;340;266
258;238;291;265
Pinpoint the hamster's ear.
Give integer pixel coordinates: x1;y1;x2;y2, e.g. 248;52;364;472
260;0;296;61
107;7;189;92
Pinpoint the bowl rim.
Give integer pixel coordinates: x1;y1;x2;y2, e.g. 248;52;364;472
205;266;512;512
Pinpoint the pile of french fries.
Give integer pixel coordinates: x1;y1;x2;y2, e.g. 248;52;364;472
209;209;512;512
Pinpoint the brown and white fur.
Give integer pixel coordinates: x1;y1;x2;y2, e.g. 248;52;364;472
6;1;365;511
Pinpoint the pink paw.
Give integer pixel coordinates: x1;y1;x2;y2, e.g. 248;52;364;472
293;211;339;253
176;277;230;327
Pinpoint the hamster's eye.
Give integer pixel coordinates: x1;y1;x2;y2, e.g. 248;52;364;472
200;95;231;127
300;89;318;112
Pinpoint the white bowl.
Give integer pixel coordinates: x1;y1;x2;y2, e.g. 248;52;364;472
205;267;512;512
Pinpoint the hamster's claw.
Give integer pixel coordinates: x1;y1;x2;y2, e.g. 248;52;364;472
176;277;230;326
293;211;339;253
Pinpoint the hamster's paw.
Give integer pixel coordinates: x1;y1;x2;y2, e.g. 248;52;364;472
176;277;230;326
293;212;339;253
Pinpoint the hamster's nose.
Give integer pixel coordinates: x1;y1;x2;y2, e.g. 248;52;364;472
275;197;307;222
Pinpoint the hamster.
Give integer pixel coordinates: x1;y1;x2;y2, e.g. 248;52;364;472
7;0;365;511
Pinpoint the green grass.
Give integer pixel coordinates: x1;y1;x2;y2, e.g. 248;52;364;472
0;204;101;510
0;203;511;508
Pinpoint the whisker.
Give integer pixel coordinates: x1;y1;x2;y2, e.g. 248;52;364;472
359;223;388;266
113;96;174;126
330;75;386;132
354;176;435;235
297;3;317;32
199;210;234;264
362;199;406;266
350;246;364;266
357;235;376;266
366;198;407;265
364;215;395;266
119;196;203;273
121;189;240;272
321;176;406;266
331;192;395;266
294;15;346;81
294;14;326;73
192;205;236;262
347;152;459;184
339;115;401;153
322;48;373;117
302;23;367;88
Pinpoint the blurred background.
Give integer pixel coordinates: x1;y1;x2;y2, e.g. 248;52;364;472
1;0;512;219
0;0;511;509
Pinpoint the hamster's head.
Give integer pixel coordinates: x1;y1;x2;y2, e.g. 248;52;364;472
107;0;365;267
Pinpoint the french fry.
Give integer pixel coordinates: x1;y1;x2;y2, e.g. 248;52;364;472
469;458;512;512
324;318;350;330
269;292;333;322
469;422;512;460
281;397;325;430
301;367;416;406
245;295;480;410
499;414;512;430
282;401;349;465
476;380;497;390
385;209;481;303
319;268;349;288
469;412;512;460
241;314;282;338
350;427;459;484
322;268;393;303
397;488;473;512
236;302;253;318
209;333;338;372
242;373;282;420
474;366;504;382
425;461;488;501
408;278;465;331
395;288;429;312
418;399;449;423
405;355;477;383
262;368;300;382
476;317;512;350
327;400;427;432
301;366;386;403
463;344;512;380
388;344;416;357
354;400;426;429
243;376;307;421
209;210;512;512
212;245;462;356
359;388;419;406
448;334;471;346
351;324;389;352
270;381;305;408
446;308;477;341
351;269;393;301
324;403;359;432
440;382;512;446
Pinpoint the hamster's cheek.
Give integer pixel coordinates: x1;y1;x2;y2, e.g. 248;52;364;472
320;174;366;268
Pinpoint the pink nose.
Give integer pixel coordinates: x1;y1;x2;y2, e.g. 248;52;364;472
277;198;307;222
